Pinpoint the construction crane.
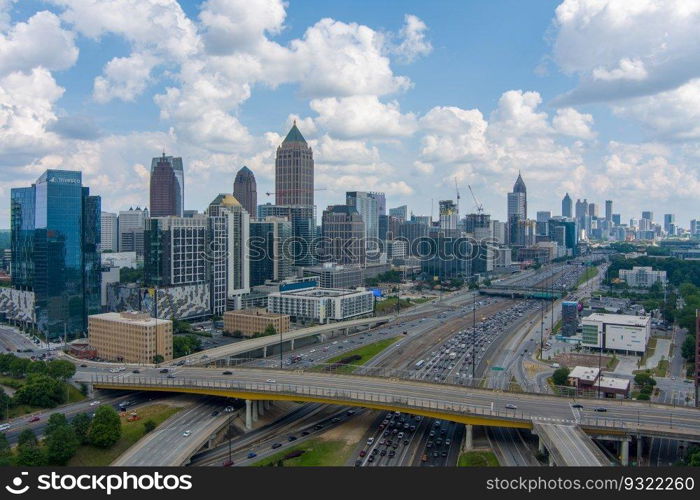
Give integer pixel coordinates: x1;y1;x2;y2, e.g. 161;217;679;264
454;177;461;213
468;184;484;214
265;188;327;196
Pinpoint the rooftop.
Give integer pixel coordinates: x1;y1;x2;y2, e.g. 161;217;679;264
582;312;650;327
597;376;630;391
274;287;370;298
568;366;600;382
282;121;306;144
89;311;171;327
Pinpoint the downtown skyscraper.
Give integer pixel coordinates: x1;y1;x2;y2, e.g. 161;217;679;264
150;153;184;217
10;170;101;338
233;166;257;218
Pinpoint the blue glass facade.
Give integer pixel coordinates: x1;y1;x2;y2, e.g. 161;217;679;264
10;170;101;339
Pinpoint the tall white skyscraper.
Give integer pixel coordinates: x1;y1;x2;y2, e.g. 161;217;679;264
346;191;379;242
100;212;119;252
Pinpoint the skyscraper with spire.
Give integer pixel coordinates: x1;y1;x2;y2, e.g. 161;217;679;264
233;166;257;218
275;121;314;206
562;193;572;218
507;171;527;220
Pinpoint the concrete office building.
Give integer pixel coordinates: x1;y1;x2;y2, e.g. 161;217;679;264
267;287;374;323
619;266;667;288
303;263;364;289
389;205;408;221
605;200;613;222
368;192;386;216
10;169;101;338
100;212;119;252
233;166;257;219
88;311;172;363
223;308;290;337
581;313;651;354
118;207;148;255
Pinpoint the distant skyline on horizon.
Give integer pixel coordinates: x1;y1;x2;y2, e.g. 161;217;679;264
1;0;700;227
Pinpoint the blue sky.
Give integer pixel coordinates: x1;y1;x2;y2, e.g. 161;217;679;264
1;0;699;227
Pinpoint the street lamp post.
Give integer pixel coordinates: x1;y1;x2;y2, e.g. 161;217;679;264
279;328;283;370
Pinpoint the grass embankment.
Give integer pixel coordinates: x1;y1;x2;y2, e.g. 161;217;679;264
253;439;352;466
577;267;599;287
375;296;432;314
0;378;86;420
639;338;658;367
67;404;181;466
458;450;499;466
315;337;400;374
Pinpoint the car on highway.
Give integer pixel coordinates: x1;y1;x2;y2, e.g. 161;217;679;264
90;400;101;406
224;406;234;413
359;450;366;457
183;430;192;437
223;460;234;467
266;379;276;383
367;455;375;463
505;403;517;410
80;364;87;368
167;374;176;378
132;369;140;373
211;411;220;417
222;371;232;375
594;407;607;412
571;403;583;409
247;452;257;459
27;415;40;423
271;443;282;449
287;436;297;442
301;430;310;436
159;368;169;373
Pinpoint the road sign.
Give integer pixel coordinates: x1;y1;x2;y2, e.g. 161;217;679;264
491;366;504;371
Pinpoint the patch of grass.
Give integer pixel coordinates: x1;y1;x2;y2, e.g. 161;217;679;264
639;338;658;366
552;319;562;334
315;337;400;375
508;376;523;393
66;383;86;403
0;376;24;389
458;450;499;466
67;404;181;466
252;439;351;466
577;267;598;287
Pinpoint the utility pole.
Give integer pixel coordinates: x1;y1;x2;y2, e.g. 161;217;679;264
279;327;283;370
472;291;476;381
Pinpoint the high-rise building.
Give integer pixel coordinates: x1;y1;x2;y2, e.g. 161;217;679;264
508;172;527;219
206;194;251;312
664;214;676;235
368;192;386;216
249;216;293;286
150;153;184;217
389;205;408;221
548;218;578;256
605;200;613;222
150;153;178;217
257;204;315;266
346;191;379;242
642;211;653;223
275;122;314;206
10;169;101;338
536;211;551;236
561;301;579;337
588;203;598;218
562;193;572;218
438;200;459;234
233;166;257;219
100;212;119;252
321;205;365;265
612;214;621;226
464;213;491;240
118;207;148;256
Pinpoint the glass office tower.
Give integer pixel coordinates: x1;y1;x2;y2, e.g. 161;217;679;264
10;170;101;339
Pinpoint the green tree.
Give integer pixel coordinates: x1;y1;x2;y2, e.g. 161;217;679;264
173;334;201;358
13;375;65;408
88;405;121;448
26;360;48;376
264;324;277;337
636;393;650;401
551;367;571;386
152;354;165;364
0;432;12;466
45;413;69;436
681;334;696;362
143;419;156;433
45;422;79;465
634;372;657;387
9;356;30;377
16;429;45;466
119;267;144;284
47;359;76;381
71;413;92;445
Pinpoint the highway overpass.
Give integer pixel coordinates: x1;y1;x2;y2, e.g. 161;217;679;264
80;366;700;445
479;285;565;300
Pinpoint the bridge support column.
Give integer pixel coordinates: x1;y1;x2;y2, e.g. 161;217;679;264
548;454;554;466
538;436;545;454
463;424;473;451
263;346;267;358
245;400;253;430
252;399;258;422
621;439;629;466
636;436;643;466
291;339;295;351
258;400;265;416
264;400;271;410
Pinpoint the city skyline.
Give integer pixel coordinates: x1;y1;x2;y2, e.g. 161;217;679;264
1;1;700;227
